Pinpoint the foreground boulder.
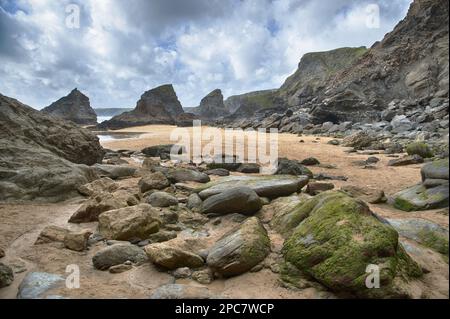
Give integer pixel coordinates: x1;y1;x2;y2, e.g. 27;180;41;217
63;230;92;252
146;192;178;208
341;185;387;204
145;242;204;270
92;244;147;270
282;191;422;298
196;175;308;200
35;226;69;245
167;168;210;184
17;272;64;299
421;158;449;181
138;172;170;193
41;88;97;125
77;177;118;197
201;187;262;216
386;218;448;255
393;184;449;211
0;93;103;202
98;204;161;240
207;217;270;277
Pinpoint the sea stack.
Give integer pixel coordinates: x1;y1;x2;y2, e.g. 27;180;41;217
41;88;97;125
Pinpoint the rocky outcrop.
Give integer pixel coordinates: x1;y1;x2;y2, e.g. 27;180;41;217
41;88;97;125
0;93;104;202
98;84;185;129
186;89;229;120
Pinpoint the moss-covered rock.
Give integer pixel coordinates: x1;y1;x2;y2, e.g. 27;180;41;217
282;191;422;298
421;158;449;181
207;217;270;277
406;142;434;158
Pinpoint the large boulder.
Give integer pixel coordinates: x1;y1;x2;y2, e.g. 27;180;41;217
201;187;262;216
393;184;449;211
35;225;69;245
386;218;448;255
77;177;118;197
281;191;422;298
69;190;137;223
0;94;103;202
98;84;185;129
207;217;270;277
98;204;161;240
342;131;374;150
421;159;449;181
144;242;204;270
41;88;97;125
146;192;178;208
92;243;148;270
195;175;308;200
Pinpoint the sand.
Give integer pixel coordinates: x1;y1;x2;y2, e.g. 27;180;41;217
0;125;448;299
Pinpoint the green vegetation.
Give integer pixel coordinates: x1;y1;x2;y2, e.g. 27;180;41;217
406;142;434;158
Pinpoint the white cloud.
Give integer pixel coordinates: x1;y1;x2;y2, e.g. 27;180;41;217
0;0;412;109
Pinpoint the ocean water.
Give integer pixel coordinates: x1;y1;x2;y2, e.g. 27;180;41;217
97;116;112;123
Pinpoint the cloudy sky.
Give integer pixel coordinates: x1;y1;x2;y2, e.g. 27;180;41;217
0;0;412;109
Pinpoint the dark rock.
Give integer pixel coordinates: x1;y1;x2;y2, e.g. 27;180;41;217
204;168;230;176
138;172;170;193
300;157;320;166
201;187;262;216
388;155;424;166
306;182;335;195
0;263;14;288
92;244;147;270
167;168;210;184
41;88;97;125
275;158;313;178
146;192;178;207
237;163;261;173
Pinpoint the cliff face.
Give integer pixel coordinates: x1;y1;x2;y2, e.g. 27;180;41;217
309;0;449;123
279;47;368;107
0;92;103;202
187;89;229;120
41;88;97;125
224;89;283;119
98;84;185;129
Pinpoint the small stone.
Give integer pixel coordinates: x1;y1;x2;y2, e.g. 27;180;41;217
109;263;133;274
0;263;14;288
172;267;192;279
306;182;335;195
192;268;214;284
0;248;5;258
64;230;93;252
300;157;320;166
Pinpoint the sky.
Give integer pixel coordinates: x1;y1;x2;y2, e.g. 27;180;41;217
0;0;412;109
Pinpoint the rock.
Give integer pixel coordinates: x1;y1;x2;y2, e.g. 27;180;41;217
149;284;217;299
327;139;340;146
237;163;261;173
192;269;214;284
142;144;185;160
69;190;136;223
282;191;422;298
0;263;14;288
386;218;448;255
423;178;449;188
64;230;92;252
342;131;374;149
0;93;103;202
391;115;414;133
306;182;335;195
421;158;449;181
204;168;230;176
41;88;97;125
191;89;229;119
146;192;178;208
406;142;434;158
142;157;160;170
300;157;320;166
167;169;210;184
196;175;308;200
77;177;118;197
93;164;137;180
98;204;161;240
314;173;348;181
92;244;147;270
366;156;380;164
35;226;69;245
187;193;203;210
138;172;170;193
387;155;424;166
201;187;262;216
144;242;204;270
172;267;192;279
393;184;449;211
0;248;4;258
341;185;386;204
109;263;133;274
275;158;313;178
207;217;270;277
17;272;64;299
148;231;178;244
98;84;185;129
